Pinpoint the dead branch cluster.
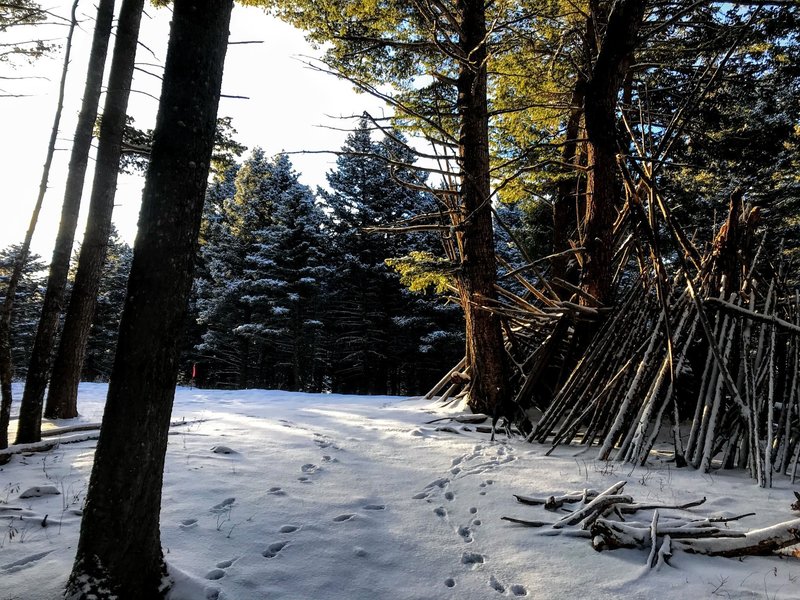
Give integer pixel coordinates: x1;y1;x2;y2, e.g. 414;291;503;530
430;178;800;488
503;481;800;565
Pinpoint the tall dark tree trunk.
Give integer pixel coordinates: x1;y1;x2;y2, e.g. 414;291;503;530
15;0;116;444
0;0;79;451
580;0;647;306
65;1;233;597
45;0;145;420
456;0;509;416
551;77;586;287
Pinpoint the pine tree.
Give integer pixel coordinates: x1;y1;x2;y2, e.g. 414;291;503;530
195;149;283;388
0;246;46;377
240;155;330;390
81;228;132;382
320;120;450;394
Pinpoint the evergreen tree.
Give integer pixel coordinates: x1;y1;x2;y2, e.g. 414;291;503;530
194;162;253;388
320;120;457;394
240;155;330;391
81;228;132;382
0;246;45;377
195;150;303;389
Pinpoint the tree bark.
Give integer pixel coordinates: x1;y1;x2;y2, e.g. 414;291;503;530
65;1;233;597
45;0;145;420
551;77;585;287
580;0;647;306
455;0;509;416
0;0;79;451
15;0;116;444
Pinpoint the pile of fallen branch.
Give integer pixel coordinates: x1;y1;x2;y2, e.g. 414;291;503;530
430;187;800;487
502;481;800;565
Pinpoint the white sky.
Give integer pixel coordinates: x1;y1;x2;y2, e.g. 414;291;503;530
0;2;389;258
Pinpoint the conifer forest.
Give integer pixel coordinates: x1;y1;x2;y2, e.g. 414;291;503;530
2;1;800;598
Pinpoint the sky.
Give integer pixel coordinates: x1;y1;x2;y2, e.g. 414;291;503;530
0;2;388;258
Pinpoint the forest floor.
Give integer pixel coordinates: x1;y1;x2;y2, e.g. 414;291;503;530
1;382;800;599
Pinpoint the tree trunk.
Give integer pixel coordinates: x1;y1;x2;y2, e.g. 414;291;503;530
45;0;145;420
15;0;116;444
0;0;79;451
456;0;509;416
580;0;646;306
65;1;233;597
551;76;586;287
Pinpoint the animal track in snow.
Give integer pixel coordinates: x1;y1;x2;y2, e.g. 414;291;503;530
322;455;338;463
297;476;312;483
362;504;385;511
279;525;300;533
313;434;339;449
267;486;286;496
469;507;478;514
301;463;319;473
457;525;472;543
415;477;452;501
444;578;456;588
434;506;447;518
489;575;505;593
215;558;237;569
179;518;198;529
263;541;289;558
461;552;485;567
510;584;528;596
210;497;235;512
333;513;356;522
204;556;237;581
424;477;449;490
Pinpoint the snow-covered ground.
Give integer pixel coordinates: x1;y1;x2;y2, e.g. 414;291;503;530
1;382;799;600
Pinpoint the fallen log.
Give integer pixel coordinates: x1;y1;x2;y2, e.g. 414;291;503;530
0;418;205;463
676;517;800;557
514;489;600;510
590;517;747;552
425;414;489;425
500;516;551;528
507;485;799;562
618;497;707;514
552;481;629;529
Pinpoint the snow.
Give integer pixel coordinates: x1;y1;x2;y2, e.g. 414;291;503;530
1;382;800;600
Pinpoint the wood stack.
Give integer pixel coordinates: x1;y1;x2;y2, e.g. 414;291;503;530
430;187;800;486
503;481;800;563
